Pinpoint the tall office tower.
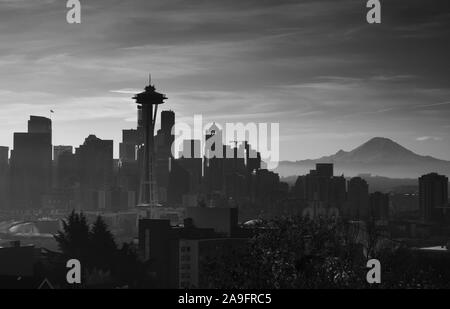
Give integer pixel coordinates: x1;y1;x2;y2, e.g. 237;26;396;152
251;169;281;209
203;123;224;194
303;164;328;201
245;142;261;173
160;110;175;145
53;145;73;164
167;159;190;205
293;164;344;211
119;129;138;162
56;150;77;189
346;177;369;220
53;145;73;190
133;78;167;217
369;192;390;221
315;163;333;178
221;142;246;203
10;116;52;209
419;173;449;222
205;123;223;158
154;110;175;204
28;116;51;135
117;129;139;209
0;146;8;176
0;146;9;209
0;147;8;166
178;139;203;196
330;175;347;210
75;135;113;210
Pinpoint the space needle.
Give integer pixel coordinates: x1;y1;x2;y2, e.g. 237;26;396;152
133;76;167;219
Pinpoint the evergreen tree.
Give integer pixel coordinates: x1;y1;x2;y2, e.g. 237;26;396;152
54;211;149;287
54;210;90;263
89;216;117;270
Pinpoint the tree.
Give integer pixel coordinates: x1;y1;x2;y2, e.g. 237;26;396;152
54;211;149;288
89;216;117;271
202;216;450;289
54;210;90;264
202;216;368;289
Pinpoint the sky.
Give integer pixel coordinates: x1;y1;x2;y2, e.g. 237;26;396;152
0;0;449;161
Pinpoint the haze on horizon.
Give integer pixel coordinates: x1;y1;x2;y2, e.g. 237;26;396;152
0;0;449;161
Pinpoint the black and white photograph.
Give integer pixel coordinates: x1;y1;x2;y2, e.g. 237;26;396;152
0;0;450;295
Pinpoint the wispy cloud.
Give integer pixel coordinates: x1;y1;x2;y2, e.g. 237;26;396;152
416;136;443;142
110;89;142;94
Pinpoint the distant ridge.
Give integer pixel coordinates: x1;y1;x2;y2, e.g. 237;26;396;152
274;137;450;178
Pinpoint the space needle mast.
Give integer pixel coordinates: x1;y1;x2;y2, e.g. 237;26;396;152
134;75;167;218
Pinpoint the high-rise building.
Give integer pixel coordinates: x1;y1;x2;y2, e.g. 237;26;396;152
10;116;52;209
117;130;140;209
205;123;223;158
419;173;449;222
204;124;224;194
28;116;51;135
56;150;76;189
293;163;345;211
75;135;113;210
251;169;280;208
160;110;175;146
119;129;138;162
346;177;369;219
154;110;175;205
53;145;73;164
167;160;190;205
178;140;203;196
245;142;261;173
0;146;8;166
0;146;9;209
138;207;248;288
316;163;333;178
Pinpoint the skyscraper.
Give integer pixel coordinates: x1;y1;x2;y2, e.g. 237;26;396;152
178;139;203;200
160;110;175;146
10;116;52;209
419;173;449;222
346;177;369;220
0;146;9;209
154;110;175;203
75;135;113;210
0;146;8;172
293;163;345;211
119;129;138;162
316;163;333;178
53;145;73;164
28;116;51;135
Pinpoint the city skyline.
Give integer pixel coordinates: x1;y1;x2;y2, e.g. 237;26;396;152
0;0;450;161
2;0;450;292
